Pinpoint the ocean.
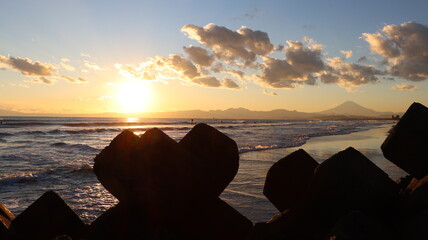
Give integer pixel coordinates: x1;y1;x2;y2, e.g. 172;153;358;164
0;117;406;223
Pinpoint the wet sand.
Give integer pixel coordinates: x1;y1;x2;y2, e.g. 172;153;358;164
222;123;407;223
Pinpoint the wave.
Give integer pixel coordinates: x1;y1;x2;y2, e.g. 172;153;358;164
0;172;39;185
0;133;13;137
62;121;190;127
50;142;100;152
1;122;52;127
239;144;285;153
69;164;93;174
49;128;119;135
0;164;94;186
14;126;194;137
51;142;67;146
16;130;47;136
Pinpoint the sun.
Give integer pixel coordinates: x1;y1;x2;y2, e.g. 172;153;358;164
116;81;151;113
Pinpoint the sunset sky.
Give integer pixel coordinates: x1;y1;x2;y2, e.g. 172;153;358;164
1;0;428;114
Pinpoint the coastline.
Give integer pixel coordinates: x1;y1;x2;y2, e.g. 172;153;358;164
222;123;407;223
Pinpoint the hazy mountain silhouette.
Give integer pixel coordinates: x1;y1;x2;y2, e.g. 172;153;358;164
316;101;395;117
0;101;401;119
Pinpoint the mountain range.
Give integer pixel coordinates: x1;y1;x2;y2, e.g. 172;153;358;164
0;101;400;119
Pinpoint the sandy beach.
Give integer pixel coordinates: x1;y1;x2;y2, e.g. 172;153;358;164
222;123;408;223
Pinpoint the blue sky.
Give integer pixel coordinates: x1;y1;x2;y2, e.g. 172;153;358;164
1;0;428;114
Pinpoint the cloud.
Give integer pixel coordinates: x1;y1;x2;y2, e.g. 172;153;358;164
192;76;221;87
0;55;55;76
83;60;105;71
319;57;384;87
60;62;75;72
341;50;353;59
391;83;419;91
223;78;241;89
115;63;157;80
257;39;325;88
29;77;56;84
181;23;274;66
263;89;278;96
357;56;368;62
112;22;428;91
0;55;92;85
257;57;306;88
117;54;200;83
60;75;88;83
161;54;200;79
285;38;325;73
80;53;91;58
243;8;259;20
210;63;245;80
363;21;428;81
183;46;215;67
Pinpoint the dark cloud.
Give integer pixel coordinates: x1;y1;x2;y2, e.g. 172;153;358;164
276;44;284;51
223;78;241;89
0;55;55;76
243;8;259;20
29;77;55;84
181;24;274;66
257;39;325;88
60;75;88;83
319;57;384;87
285;40;325;73
163;54;200;79
192;76;222;87
363;21;428;81
357;56;368;62
183;46;215;67
257;57;304;88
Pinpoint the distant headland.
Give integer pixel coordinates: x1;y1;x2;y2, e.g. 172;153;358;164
0;101;402;120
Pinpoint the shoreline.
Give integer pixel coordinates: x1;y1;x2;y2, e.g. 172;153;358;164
222;123;407;223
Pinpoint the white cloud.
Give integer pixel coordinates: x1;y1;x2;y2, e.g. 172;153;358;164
363;21;428;81
341;50;353;59
60;62;75;72
391;83;419;91
83;60;105;71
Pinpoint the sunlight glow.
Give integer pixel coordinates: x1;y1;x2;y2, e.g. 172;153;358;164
116;81;151;113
